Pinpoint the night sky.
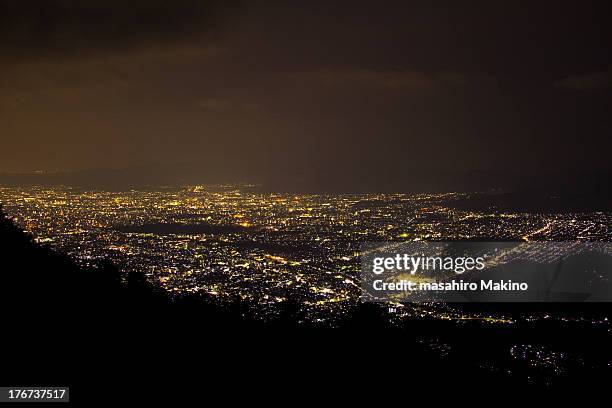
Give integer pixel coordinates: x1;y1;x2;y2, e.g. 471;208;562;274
1;1;611;191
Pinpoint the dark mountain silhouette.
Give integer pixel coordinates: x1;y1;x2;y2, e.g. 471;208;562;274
0;205;402;401
449;190;612;213
0;204;304;401
2;166;610;195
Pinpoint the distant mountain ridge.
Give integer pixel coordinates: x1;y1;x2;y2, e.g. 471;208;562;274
1;165;610;194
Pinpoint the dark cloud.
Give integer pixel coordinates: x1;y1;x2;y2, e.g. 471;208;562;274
198;98;261;113
555;70;612;91
0;0;241;60
298;67;467;91
0;1;611;191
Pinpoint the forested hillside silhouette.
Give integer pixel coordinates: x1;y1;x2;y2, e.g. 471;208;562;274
0;205;309;396
0;204;399;400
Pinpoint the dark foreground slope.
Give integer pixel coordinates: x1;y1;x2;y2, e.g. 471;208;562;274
0;207;420;401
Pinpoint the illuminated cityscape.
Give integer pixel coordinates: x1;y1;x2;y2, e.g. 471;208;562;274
1;185;610;324
0;184;611;386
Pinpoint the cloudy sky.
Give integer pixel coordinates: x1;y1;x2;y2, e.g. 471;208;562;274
1;1;610;191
